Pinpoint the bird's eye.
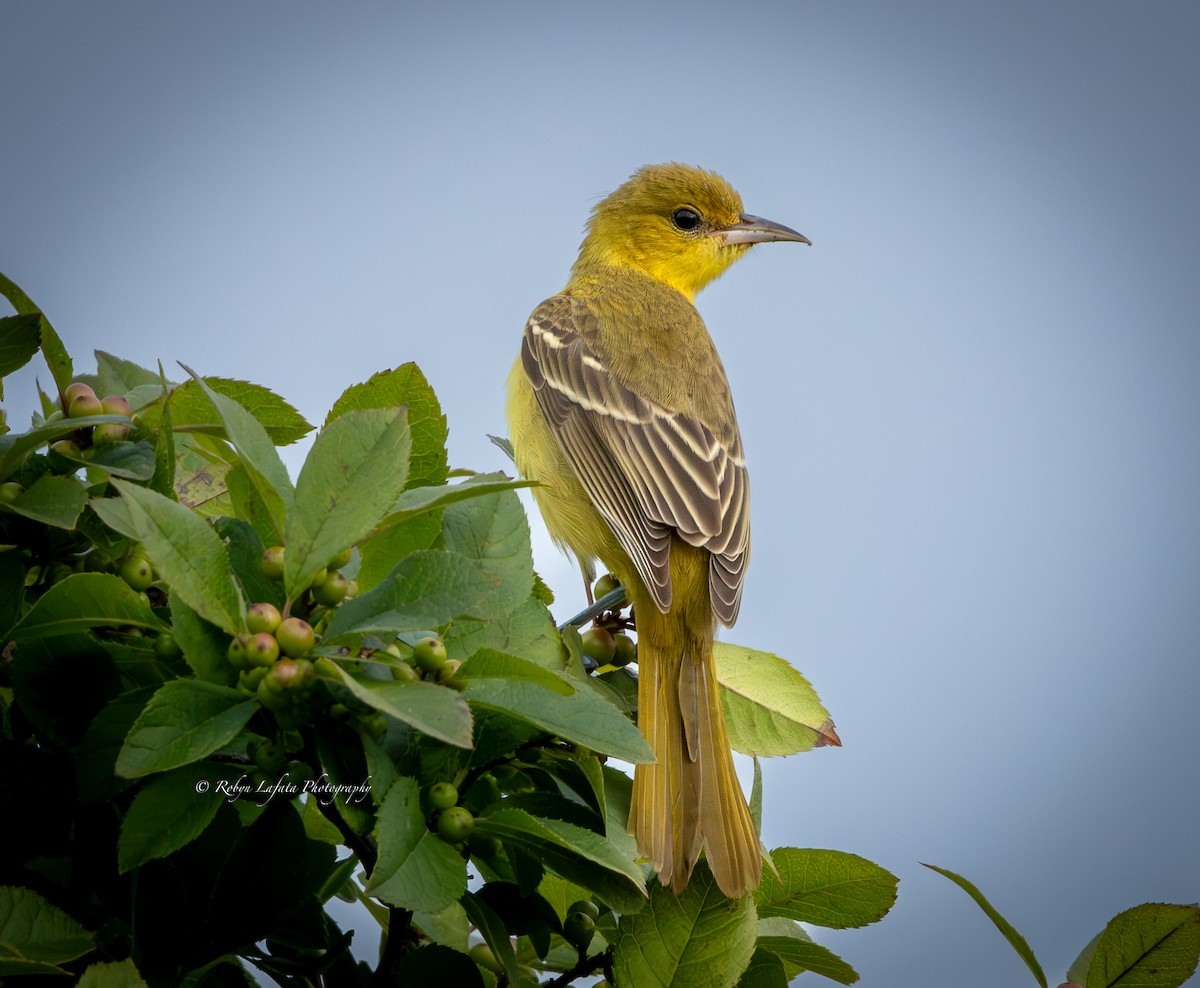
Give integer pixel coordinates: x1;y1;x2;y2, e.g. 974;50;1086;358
671;207;701;231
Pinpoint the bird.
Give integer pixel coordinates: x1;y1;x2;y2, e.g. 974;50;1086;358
506;162;809;899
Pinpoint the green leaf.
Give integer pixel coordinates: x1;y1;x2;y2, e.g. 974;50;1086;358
2;473;86;528
284;406;411;596
1068;932;1102;987
922;863;1047;988
442;482;534;612
755;936;858;985
0;272;73;392
84;440;156;481
475;807;647;914
366;778;467;913
461;891;521;985
395;944;484;987
737;948;790;988
358;511;442;592
462;653;653;764
714;643;840;755
323;549;498;641
168;597;236;686
0;313;42;378
378;475;536;531
186;371;294;544
754;849;897;930
103;479;244;635
0;413;130;478
94;351;161;395
1084;903;1200;988
78;957;150;988
118;763;236;872
320;662;473;749
139;375;312;445
115;680;257;778
445;597;565;670
327;363;447;488
613;863;757;988
0;884;95;975
9;573;160;640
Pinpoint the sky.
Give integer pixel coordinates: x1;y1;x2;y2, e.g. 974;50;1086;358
4;2;1198;985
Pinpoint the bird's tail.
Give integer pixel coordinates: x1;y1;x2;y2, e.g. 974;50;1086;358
629;604;762;899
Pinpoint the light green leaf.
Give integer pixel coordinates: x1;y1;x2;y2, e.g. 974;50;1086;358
115;680;257;778
104;479;243;635
94;351;161;395
463;657;653;764
323;549;497;641
367;778;467;913
475;807;647;914
169;596;237;687
2;473;86;529
922;863;1047;988
613;863;756;988
0;884;94;975
284;406;411;596
0;412;130;478
755;849;897;930
755;936;858;985
0;273;73;392
78;957;150;988
444;596;564;670
326;363;447;488
187;371;293;544
139;376;312;445
9;573;160;640
714;642;841;755
377;475;535;531
1084;903;1200;988
117;763;235;872
320;662;473;749
442;482;534;612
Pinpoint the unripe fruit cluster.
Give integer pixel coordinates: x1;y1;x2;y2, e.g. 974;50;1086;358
386;635;463;690
57;381;135;449
580;626;637;668
562;899;600;951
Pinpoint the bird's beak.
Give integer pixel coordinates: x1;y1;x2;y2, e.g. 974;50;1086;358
718;213;811;246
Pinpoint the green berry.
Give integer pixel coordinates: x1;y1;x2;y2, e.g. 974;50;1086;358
429;782;459;810
246;632;281;667
100;395;132;416
593;572;620;599
562;910;596;950
119;556;154;591
0;482;25;504
268;657;308;690
580;627;615;664
566;899;600;921
250;739;287;775
309;566;328;588
436;658;463;687
238;666;268;692
92;422;130;444
67;392;103;419
276;617;315;658
436;805;475;842
468;943;502;974
227;634;251;670
412;636;447;673
261;545;286;580
246;601;283;634
154;631;183;661
312;570;349;606
63;382;97;406
613;633;637;667
327;547;352;570
390;660;420;682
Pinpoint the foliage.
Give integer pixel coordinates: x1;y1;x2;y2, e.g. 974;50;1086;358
0;276;887;987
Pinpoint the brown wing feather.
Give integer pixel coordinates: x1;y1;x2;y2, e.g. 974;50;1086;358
522;298;750;625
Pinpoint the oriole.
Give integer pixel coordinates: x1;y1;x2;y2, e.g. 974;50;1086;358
506;163;809;899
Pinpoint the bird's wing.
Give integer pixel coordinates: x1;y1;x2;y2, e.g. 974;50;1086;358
521;299;749;626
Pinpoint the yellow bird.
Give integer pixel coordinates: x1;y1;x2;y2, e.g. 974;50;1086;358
506;163;809;899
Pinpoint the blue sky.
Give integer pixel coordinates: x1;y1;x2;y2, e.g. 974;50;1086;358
4;2;1198;984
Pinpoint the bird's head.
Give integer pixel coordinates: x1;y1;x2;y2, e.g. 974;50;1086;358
574;162;810;300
